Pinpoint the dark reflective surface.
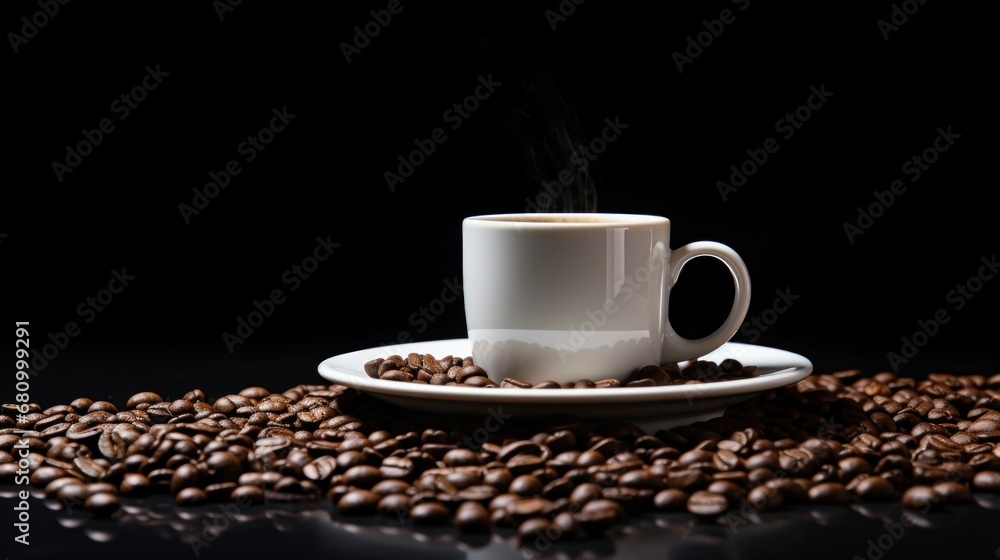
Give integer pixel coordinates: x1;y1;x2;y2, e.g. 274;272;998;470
3;486;999;559
3;343;998;560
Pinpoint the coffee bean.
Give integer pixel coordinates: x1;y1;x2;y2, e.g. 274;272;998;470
29;466;67;487
379;456;414;480
972;470;1000;492
410;501;450;525
580;498;624;524
517;517;552;542
44;477;83;499
98;431;127;461
344;465;383;489
902;485;942;509
176;486;208;506
747;485;784;511
509;475;542;496
707;480;744;502
932;481;972;503
808;482;850;504
457;366;489;384
854;475;895;501
687;490;728;516
363;359;383;378
228;484;264;505
533;380;562;389
376;493;409;516
838;457;872;483
337;489;381;515
84;492;120;517
443;448;480;467
455;501;490;532
380;370;414;383
653;488;689;511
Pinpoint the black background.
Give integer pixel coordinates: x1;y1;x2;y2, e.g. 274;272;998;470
2;1;998;557
5;1;996;401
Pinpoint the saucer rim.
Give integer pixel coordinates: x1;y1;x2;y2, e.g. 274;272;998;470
316;338;813;404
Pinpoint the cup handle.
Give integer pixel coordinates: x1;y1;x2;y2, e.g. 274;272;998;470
658;241;751;364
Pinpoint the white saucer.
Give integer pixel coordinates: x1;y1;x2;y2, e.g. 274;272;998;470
317;339;813;431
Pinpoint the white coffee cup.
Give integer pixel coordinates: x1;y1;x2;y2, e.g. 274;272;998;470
462;213;751;384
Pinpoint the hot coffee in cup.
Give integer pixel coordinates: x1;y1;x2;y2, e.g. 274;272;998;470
462;213;751;384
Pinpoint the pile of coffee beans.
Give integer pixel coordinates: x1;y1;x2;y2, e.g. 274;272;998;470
364;354;758;388
2;368;1000;544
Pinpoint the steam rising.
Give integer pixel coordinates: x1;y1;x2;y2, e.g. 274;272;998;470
483;39;598;213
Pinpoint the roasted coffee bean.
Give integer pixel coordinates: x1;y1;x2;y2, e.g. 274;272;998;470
337;489;380;515
838;457;872;483
687;490;728;516
533;381;562;389
854;475;895;501
933;481;972;503
808;482;850;504
376;493;409;516
363;359;383;378
902;485;942;509
119;473;151;497
344;465;383;489
707;480;744;502
410;502;450;525
972;470;1000;492
457;366;489;383
443;448;480;467
517;517;552;542
170;463;200;494
653;488;689;511
83;492;120;518
30;466;67;487
509;474;543;496
380;370;414;383
98;431;127;461
454;501;490;532
176;486;209;506
230;484;265;505
746;485;784;511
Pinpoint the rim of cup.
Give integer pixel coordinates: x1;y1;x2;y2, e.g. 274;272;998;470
464;213;669;228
